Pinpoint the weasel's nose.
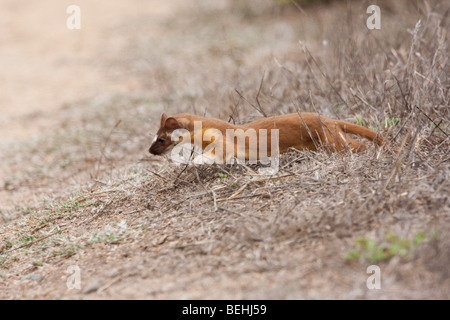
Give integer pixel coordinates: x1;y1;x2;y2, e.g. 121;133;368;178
149;143;162;155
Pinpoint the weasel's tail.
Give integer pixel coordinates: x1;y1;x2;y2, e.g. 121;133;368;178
336;120;386;146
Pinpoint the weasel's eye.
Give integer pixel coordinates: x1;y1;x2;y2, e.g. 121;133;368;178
158;137;166;143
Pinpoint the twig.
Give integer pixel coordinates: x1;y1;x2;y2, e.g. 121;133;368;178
193;165;218;211
414;104;449;137
295;110;321;151
234;88;267;117
299;41;347;106
217;193;263;202
414;71;445;90
392;111;412;142
5;227;68;253
228;182;250;199
172;147;195;186
79;196;117;225
147;169;166;181
383;128;411;190
93;120;121;178
255;71;268;117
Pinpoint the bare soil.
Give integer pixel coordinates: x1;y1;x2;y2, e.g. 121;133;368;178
0;0;449;299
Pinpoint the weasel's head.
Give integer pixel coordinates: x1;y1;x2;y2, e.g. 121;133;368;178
149;113;188;155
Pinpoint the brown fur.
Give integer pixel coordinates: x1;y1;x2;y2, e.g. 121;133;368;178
149;113;387;161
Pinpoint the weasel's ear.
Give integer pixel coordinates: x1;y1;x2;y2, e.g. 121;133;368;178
165;117;182;130
160;113;168;127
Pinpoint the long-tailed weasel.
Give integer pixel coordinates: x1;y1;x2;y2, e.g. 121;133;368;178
149;112;387;163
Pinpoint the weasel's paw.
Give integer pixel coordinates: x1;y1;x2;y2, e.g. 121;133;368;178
192;154;216;165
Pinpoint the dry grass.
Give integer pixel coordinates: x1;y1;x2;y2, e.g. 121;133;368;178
0;0;449;299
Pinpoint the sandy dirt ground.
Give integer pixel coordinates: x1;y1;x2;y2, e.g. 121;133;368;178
0;0;179;208
0;0;176;143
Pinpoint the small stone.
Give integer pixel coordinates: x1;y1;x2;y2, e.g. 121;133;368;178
22;274;43;281
82;279;102;294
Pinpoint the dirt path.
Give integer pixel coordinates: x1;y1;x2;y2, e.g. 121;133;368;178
0;0;181;209
0;0;175;144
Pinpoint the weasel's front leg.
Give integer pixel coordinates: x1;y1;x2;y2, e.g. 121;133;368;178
192;148;222;165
